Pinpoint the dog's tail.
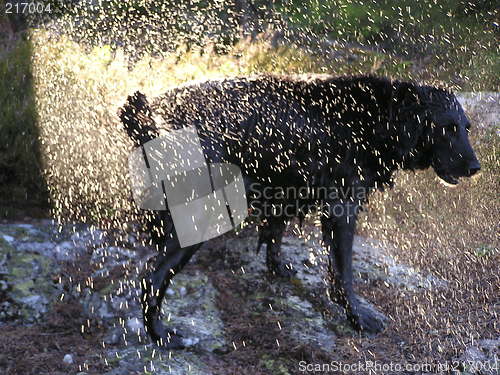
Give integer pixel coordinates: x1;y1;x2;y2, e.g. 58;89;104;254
119;91;158;146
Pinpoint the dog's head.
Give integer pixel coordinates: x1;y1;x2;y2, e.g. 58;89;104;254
418;87;481;185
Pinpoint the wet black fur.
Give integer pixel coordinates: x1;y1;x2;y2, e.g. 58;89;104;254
119;75;480;348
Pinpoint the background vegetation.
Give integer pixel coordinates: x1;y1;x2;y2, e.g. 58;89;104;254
1;0;498;220
0;14;47;219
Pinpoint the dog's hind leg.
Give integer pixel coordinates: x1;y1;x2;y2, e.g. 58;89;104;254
141;212;202;349
257;216;296;278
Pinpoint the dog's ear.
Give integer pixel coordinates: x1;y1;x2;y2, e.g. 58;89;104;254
389;82;422;121
385;82;427;160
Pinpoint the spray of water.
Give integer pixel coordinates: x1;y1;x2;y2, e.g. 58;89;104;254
21;0;499;371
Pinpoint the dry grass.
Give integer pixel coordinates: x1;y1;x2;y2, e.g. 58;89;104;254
355;127;499;361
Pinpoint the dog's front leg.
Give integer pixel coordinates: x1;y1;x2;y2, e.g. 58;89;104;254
321;205;386;334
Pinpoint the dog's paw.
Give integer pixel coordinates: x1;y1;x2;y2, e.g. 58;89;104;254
347;298;387;334
148;319;192;350
267;261;297;279
157;333;186;350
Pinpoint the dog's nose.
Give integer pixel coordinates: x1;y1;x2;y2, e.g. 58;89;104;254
466;160;481;176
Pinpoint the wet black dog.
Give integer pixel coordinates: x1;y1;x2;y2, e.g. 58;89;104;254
119;75;480;348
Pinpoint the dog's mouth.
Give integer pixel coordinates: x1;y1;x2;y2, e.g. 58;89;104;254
436;172;460;185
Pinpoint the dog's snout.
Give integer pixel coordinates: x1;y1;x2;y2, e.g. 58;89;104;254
466;160;481;176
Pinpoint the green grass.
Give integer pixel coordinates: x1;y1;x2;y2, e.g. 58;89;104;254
278;0;496;43
277;0;499;90
0;34;48;218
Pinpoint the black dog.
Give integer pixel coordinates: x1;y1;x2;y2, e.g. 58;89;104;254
119;75;480;348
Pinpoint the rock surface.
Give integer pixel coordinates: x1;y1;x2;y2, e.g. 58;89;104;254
457;337;500;375
456;92;499;131
0;222;62;322
1;220;457;374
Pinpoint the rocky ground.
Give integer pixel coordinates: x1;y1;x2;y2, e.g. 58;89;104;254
1;219;498;374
